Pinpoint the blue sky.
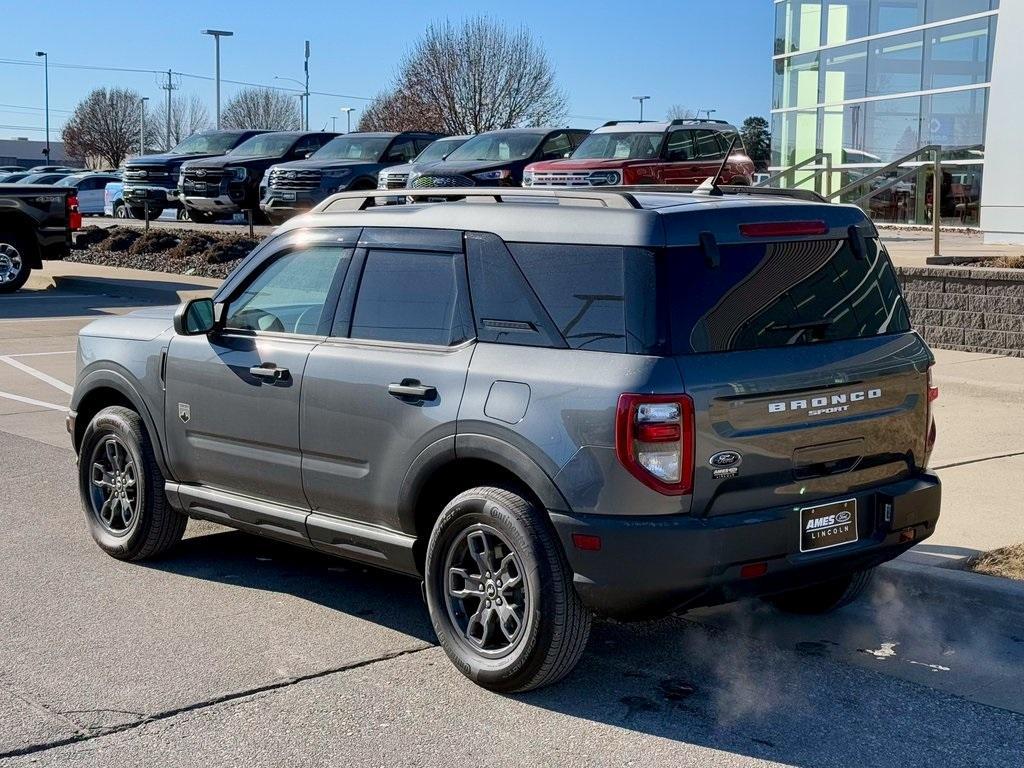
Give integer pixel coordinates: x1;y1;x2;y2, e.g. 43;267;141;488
0;0;774;141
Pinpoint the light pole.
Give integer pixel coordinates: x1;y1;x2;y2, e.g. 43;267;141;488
201;30;233;130
340;107;355;133
702;108;717;120
331;116;337;132
34;51;49;162
632;95;650;122
274;76;306;129
140;96;148;155
303;40;310;131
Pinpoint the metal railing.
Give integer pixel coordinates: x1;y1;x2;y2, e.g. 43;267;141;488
754;151;834;197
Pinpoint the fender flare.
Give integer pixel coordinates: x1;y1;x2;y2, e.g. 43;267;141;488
72;366;173;480
0;210;43;267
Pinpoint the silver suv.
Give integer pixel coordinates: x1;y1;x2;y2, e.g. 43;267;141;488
69;186;941;692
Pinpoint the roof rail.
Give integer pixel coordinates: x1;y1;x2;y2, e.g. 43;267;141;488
600;119;659;127
610;184;828;203
668;118;731;127
314;187;644;213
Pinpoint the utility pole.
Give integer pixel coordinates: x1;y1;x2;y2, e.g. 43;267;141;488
202;30;233;129
632;95;650;122
331;116;337;132
303;40;310;131
140;96;148;155
160;70;178;150
34;52;49;162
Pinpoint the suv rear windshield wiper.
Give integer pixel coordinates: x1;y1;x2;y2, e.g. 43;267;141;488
770;319;834;344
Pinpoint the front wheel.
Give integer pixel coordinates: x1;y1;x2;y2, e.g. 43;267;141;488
0;230;32;292
78;406;187;561
425;487;591;693
113;202;131;219
763;568;875;614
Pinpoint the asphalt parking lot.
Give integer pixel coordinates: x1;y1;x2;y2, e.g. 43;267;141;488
1;274;1023;767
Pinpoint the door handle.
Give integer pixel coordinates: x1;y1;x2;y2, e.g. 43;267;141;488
388;380;436;401
249;363;289;382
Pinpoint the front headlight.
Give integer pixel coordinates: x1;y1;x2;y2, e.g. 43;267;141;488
323;168;352;179
523;169;535;186
473;169;511;181
406;170;422;187
228;167;247;181
377;170;387;189
588;170;622;186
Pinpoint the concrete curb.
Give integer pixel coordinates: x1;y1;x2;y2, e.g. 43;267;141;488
52;274;217;303
880;559;1024;609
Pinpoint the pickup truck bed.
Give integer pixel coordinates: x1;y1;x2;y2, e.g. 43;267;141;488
0;183;78;292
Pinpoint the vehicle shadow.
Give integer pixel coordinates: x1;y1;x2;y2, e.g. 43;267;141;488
141;525;1021;767
0;285;164;321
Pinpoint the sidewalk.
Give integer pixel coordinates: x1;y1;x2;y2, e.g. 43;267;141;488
28;259;222;302
880;226;1023;267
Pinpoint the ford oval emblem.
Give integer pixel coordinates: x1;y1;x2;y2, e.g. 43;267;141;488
709;451;742;468
835;510;852;524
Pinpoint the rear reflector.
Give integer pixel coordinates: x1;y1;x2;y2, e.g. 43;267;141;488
571;533;602;552
928;386;939;403
636;423;681;443
740;562;768;579
740;220;828;238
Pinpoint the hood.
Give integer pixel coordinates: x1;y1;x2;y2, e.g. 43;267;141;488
182;154;284;171
527;157;650;171
126;152;225;169
79;306;177;342
413;158;521;176
270;157;381;172
381;162;416;175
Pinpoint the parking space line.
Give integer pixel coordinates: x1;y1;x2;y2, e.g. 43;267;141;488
0;355;74;394
0;390;67;412
7;351;76;358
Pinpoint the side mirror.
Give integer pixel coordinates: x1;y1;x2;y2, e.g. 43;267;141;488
173;297;217;335
304;151;315;158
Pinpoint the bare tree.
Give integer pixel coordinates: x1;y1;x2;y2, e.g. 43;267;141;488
365;17;566;134
665;104;698;121
148;93;211;148
358;85;443;132
61;88;142;168
220;88;301;131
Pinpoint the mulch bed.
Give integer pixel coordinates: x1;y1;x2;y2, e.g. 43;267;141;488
67;226;261;279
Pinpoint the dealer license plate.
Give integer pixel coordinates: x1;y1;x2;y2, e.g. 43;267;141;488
799;499;858;553
276;191;296;201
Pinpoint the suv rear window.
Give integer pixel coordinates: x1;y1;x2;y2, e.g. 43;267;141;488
668;238;910;354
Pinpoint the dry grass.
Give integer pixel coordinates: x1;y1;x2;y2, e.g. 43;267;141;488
986;254;1024;269
964;543;1024;581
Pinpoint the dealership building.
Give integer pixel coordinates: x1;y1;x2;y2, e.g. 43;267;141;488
771;0;1024;243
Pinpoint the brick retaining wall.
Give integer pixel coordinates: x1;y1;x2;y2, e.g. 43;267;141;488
896;266;1024;357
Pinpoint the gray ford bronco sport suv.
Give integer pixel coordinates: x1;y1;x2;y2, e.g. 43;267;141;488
69;185;941;692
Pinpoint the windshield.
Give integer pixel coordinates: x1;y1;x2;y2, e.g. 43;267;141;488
446;132;542;162
313;136;390;161
171;131;247;155
229;134;295;158
573;132;663;160
415;138;467;164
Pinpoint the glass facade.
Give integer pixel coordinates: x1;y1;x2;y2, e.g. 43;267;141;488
772;0;998;226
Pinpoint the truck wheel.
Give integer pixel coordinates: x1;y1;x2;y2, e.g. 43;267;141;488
764;568;875;614
425;487;591;692
113;202;130;219
0;230;31;293
78;405;186;561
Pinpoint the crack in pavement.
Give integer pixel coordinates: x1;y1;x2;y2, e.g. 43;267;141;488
0;642;436;760
931;450;1024;471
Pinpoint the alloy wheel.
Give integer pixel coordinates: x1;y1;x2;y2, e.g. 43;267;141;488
0;243;23;285
443;525;529;658
88;436;140;536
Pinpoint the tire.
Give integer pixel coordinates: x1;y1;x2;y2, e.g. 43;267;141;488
113;203;130;219
78;405;186;561
175;208;190;221
0;229;32;293
764;568;875;615
425;487;591;693
186;210;217;224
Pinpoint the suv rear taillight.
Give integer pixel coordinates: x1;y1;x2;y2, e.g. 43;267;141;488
67;193;82;231
925;366;938;464
615;394;694;495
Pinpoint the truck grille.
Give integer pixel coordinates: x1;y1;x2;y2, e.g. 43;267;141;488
528;170;594;187
181;168;223;196
269;168;322;191
380;171;409;189
124;167;171;182
412;174;474;188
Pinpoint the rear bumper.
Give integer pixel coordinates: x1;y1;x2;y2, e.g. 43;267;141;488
549;473;941;619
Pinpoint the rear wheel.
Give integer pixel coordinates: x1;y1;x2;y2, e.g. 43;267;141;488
78;405;186;561
0;230;31;293
425;487;591;692
764;568;875;614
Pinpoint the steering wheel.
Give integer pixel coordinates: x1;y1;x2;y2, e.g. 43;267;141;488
232;308;285;333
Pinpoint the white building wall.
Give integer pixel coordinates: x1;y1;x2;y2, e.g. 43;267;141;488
981;1;1024;244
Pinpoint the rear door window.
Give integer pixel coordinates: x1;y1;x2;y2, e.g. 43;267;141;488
665;130;696;161
668;238;910;353
694;130;726;160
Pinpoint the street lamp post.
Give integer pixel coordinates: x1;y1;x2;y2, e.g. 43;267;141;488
140;96;148;155
201;29;233;130
632;95;650;122
303;41;310;131
34;51;49;162
274;76;306;129
340;107;355;133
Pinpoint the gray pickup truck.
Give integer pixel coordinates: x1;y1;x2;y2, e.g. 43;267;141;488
0;183;79;292
68;185;940;692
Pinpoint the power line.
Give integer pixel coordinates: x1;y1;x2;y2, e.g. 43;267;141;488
0;102;74;115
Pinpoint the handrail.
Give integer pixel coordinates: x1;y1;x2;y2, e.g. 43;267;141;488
828;144;941;201
755;151;834;197
850;165;919;207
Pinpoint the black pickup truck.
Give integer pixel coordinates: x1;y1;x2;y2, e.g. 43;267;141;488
0;184;79;292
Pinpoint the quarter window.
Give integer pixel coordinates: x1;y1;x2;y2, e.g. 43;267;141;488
225;246;350;335
349;250;472;346
540;133;572;160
